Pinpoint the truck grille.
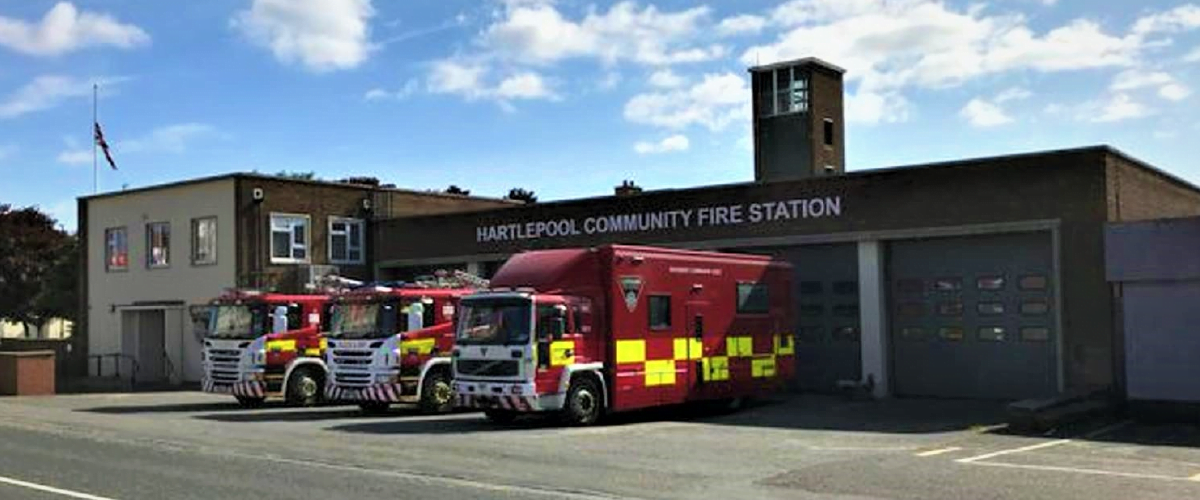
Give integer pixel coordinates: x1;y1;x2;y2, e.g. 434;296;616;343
330;349;374;387
455;359;519;377
205;348;242;383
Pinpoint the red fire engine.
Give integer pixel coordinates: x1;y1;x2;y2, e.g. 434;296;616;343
324;279;479;413
201;290;332;407
453;245;795;425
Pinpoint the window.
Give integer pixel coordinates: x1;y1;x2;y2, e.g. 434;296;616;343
798;327;823;342
800;304;824;317
1021;300;1050;315
833;281;858;295
648;295;672;330
897;279;924;294
1021;327;1051;342
146;222;170;268
799;281;823;295
270;214;310;263
897;302;925;318
977;276;1005;291
1019;275;1048;291
104;227;128;271
759;66;809;117
191;217;217;265
833;304;859;318
934;278;963;292
977;302;1006;315
978;327;1007;342
833;326;860;342
736;282;770;314
328;217;365;264
938;327;964;341
900;327;926;340
938;301;964;317
823;118;835;147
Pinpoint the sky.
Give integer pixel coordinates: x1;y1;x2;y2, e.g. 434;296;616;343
1;0;1199;231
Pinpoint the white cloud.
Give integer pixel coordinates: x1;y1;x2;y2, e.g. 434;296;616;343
232;0;374;72
0;75;120;119
961;87;1031;127
364;79;419;101
846;89;910;125
0;2;149;56
1111;70;1191;101
483;2;723;66
648;69;684;88
961;99;1013;127
427;60;557;105
1131;4;1200;36
633;134;689;154
119;123;218;154
623;72;748;131
1093;94;1151;123
716;15;766;37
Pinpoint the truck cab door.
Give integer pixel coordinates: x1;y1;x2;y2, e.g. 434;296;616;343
683;301;711;400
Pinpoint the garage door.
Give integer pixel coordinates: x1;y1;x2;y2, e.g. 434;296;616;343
889;232;1057;400
769;244;861;392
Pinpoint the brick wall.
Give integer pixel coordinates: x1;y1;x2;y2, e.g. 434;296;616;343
809;67;845;174
1108;154;1200;222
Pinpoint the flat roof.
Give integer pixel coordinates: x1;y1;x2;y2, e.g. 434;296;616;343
78;172;514;204
749;57;846;75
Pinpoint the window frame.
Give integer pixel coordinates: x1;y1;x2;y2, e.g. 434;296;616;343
647;294;672;331
191;216;218;266
104;226;128;272
269;213;311;264
327;216;366;265
146;221;171;269
760;66;810;118
736;281;771;315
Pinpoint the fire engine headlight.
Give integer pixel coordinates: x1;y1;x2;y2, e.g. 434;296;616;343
252;349;266;366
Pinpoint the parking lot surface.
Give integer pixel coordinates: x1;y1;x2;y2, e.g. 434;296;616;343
1;392;1198;499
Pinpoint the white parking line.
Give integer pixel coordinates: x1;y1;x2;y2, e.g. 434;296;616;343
956;439;1072;463
1189;472;1200;482
0;474;118;500
916;446;962;457
967;460;1200;483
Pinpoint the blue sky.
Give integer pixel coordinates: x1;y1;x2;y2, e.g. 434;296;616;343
1;0;1199;230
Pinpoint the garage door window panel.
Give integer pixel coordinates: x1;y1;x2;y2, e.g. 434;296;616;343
799;281;823;295
978;327;1007;342
897;279;924;295
833;326;859;342
938;301;964;317
900;327;927;340
977;276;1006;291
977;302;1006;315
938;327;964;341
1020;327;1051;342
1021;300;1050;315
934;278;963;292
1019;275;1049;291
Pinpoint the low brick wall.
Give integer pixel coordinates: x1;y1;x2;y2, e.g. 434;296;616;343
0;351;56;396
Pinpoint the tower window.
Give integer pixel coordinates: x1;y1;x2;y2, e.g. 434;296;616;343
823;118;835;147
759;66;809;117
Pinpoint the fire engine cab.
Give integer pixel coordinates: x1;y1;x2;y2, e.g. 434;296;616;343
453;245;795;425
324;275;481;413
201;290;331;407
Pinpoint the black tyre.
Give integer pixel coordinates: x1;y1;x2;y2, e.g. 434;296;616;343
235;396;265;408
419;369;455;414
285;366;323;407
561;376;603;426
485;409;517;424
358;401;391;414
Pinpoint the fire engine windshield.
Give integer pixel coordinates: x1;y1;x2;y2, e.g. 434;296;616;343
327;302;396;339
208;305;267;339
456;297;532;345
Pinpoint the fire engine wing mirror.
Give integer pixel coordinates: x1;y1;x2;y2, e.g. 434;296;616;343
552;304;568;339
271;306;289;333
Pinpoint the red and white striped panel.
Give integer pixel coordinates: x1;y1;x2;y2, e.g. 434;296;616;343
367;384;405;403
231;381;265;399
458;394;534;411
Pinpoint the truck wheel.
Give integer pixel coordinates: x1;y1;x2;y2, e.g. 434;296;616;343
562;377;603;426
286;366;323;407
419;369;455;414
485;409;517;424
235;396;265;408
358;402;390;414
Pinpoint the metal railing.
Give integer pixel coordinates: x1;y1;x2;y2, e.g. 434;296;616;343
88;353;140;385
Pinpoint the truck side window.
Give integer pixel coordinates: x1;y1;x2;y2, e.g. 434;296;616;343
536;305;561;340
286;305;303;331
736;282;769;314
649;295;672;330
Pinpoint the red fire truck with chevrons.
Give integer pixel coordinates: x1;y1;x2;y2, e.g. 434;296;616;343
201;291;332;407
324;279;480;413
453;245;795;425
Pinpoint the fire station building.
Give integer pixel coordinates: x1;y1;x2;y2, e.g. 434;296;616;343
372;59;1200;401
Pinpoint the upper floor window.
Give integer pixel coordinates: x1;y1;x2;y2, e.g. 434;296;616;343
105;227;128;272
328;217;365;264
270;214;309;264
191;217;217;266
758;66;810;117
146;222;170;268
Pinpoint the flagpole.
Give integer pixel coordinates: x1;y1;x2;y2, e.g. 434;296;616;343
93;83;98;194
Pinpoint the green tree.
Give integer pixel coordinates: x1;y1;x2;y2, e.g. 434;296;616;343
275;171;316;180
445;185;471;196
505;188;538;204
0;205;72;337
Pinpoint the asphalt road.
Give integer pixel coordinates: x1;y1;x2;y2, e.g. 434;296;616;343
1;392;1199;500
